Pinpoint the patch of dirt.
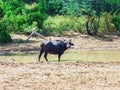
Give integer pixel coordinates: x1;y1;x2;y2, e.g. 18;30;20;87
0;34;120;54
0;60;120;90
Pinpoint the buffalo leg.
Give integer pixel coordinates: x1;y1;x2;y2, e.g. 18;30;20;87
58;54;61;62
38;48;44;61
44;52;49;63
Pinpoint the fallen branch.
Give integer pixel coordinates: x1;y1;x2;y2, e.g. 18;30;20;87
26;28;47;41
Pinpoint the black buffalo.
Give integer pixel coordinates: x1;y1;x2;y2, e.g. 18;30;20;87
38;39;74;62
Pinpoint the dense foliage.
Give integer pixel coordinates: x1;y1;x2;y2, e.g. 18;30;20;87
0;20;12;44
0;0;120;43
112;15;120;35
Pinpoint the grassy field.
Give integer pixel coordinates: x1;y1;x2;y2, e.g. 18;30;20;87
0;50;120;63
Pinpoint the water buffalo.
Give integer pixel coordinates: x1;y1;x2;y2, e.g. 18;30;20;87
38;39;74;63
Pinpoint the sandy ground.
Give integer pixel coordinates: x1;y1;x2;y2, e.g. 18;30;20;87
0;60;120;90
0;34;120;90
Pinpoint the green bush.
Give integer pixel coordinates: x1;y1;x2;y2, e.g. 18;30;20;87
112;15;120;35
0;31;12;44
43;15;86;35
0;21;12;44
94;14;114;34
43;15;116;35
1;1;47;34
18;39;25;43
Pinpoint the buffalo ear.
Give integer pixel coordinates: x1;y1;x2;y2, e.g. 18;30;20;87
69;39;74;45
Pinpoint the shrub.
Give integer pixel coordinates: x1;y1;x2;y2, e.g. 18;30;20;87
43;15;86;35
2;1;47;34
87;14;115;35
112;15;120;35
98;15;114;34
0;20;12;44
43;15;117;35
18;39;25;43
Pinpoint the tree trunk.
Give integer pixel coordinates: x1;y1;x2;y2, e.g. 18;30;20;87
86;21;92;35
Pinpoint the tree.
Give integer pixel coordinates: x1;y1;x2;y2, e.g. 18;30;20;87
0;0;47;34
105;0;120;14
61;0;79;16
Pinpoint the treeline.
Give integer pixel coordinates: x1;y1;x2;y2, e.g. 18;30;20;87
0;0;120;43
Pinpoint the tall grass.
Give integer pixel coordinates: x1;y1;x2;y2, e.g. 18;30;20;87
43;15;87;35
43;15;116;35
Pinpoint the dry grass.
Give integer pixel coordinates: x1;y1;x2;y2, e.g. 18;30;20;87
0;60;120;90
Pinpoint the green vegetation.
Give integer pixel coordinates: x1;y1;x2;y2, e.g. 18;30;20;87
0;20;12;44
18;39;25;43
43;15;86;35
0;50;120;63
0;0;120;43
112;15;120;35
43;14;116;35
